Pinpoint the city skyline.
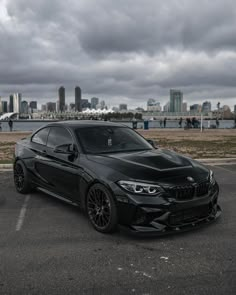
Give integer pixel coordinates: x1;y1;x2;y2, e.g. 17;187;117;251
0;0;236;109
1;87;234;114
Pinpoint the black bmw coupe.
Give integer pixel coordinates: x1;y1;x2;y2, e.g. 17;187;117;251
14;121;221;235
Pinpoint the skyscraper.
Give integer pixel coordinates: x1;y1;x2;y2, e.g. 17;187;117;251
182;102;187;112
13;93;22;113
147;99;161;111
29;101;37;110
170;89;183;112
2;101;8;113
21;101;28;114
202;101;211;113
91;97;99;109
81;99;90;109
75;86;82;112
9;95;14;112
58;86;65;112
190;104;201;112
0;97;2;113
46;102;56;112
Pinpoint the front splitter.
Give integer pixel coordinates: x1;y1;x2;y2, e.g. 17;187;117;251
119;205;222;237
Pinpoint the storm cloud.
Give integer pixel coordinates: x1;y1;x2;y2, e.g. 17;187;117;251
0;0;236;109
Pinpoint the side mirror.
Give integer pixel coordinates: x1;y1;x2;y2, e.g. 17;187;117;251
54;143;78;156
147;139;157;148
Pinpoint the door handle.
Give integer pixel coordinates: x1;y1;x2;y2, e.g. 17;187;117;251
41;150;47;155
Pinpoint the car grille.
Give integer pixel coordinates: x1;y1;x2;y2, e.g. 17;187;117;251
164;181;210;200
169;204;210;225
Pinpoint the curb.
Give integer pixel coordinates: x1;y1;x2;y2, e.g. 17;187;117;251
195;158;236;165
0;164;13;170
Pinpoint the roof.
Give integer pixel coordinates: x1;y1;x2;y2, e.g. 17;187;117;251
46;120;127;128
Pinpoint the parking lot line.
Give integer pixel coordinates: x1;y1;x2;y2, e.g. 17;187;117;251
15;194;31;231
212;165;236;174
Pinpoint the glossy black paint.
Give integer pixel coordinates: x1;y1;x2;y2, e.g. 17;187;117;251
14;120;221;235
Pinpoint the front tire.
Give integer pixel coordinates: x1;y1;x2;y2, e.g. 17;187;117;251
86;183;118;233
14;160;32;194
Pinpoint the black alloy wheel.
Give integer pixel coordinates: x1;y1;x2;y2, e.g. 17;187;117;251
14;160;31;194
87;183;117;233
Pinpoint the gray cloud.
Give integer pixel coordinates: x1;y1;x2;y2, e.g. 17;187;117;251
0;0;236;109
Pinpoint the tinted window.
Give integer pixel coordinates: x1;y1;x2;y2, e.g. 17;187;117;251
47;127;73;149
32;127;50;145
75;126;152;154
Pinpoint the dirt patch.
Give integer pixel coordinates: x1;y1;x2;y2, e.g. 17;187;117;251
0;129;236;163
138;129;236;158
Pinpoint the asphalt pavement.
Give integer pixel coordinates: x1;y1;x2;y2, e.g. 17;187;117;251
0;165;235;295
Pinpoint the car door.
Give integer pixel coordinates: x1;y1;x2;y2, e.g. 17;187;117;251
45;126;80;200
30;126;52;187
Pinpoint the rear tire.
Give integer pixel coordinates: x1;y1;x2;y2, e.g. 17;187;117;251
14;160;32;194
86;183;118;233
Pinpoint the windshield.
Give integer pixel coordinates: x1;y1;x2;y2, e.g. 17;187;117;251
75;126;153;154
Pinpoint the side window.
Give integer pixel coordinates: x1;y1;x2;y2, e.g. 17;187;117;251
47;127;73;149
31;127;50;145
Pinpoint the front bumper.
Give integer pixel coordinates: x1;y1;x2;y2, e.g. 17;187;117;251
116;183;221;236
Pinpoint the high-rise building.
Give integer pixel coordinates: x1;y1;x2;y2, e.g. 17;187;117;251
13;93;22;113
234;105;236;114
41;104;47;112
75;86;82;112
0;97;2;113
147;99;161;111
2;101;8;113
29;101;37;110
170;89;183;112
91;97;99;109
81;99;90;109
58;86;65;112
164;102;170;112
190;104;201;112
9;95;14;112
119;104;128;111
202;101;211;113
21;101;28;114
46;102;56;112
182;102;187;112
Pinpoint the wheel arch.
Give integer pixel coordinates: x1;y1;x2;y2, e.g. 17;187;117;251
80;178;116;211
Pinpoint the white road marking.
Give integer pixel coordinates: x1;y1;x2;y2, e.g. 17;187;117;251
212;165;236;174
16;194;30;231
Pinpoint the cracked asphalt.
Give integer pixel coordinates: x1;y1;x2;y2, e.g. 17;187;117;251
0;165;235;295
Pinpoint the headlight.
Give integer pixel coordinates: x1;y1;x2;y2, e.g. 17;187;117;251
209;170;216;185
118;180;162;195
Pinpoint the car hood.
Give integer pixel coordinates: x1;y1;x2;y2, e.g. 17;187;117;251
86;149;209;183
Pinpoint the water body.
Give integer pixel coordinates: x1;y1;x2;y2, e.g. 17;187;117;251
0;119;235;132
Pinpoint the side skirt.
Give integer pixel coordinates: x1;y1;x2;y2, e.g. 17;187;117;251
37;187;79;207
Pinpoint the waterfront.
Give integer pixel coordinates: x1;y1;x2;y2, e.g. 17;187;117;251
0;119;235;132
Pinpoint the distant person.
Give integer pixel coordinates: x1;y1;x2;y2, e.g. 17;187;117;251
208;120;211;129
216;118;219;128
179;117;183;128
185;118;191;128
0;122;2;132
160;119;163;128
163;117;167;128
8;119;13;132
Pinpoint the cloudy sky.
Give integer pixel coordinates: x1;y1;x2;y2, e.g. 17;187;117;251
0;0;236;110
